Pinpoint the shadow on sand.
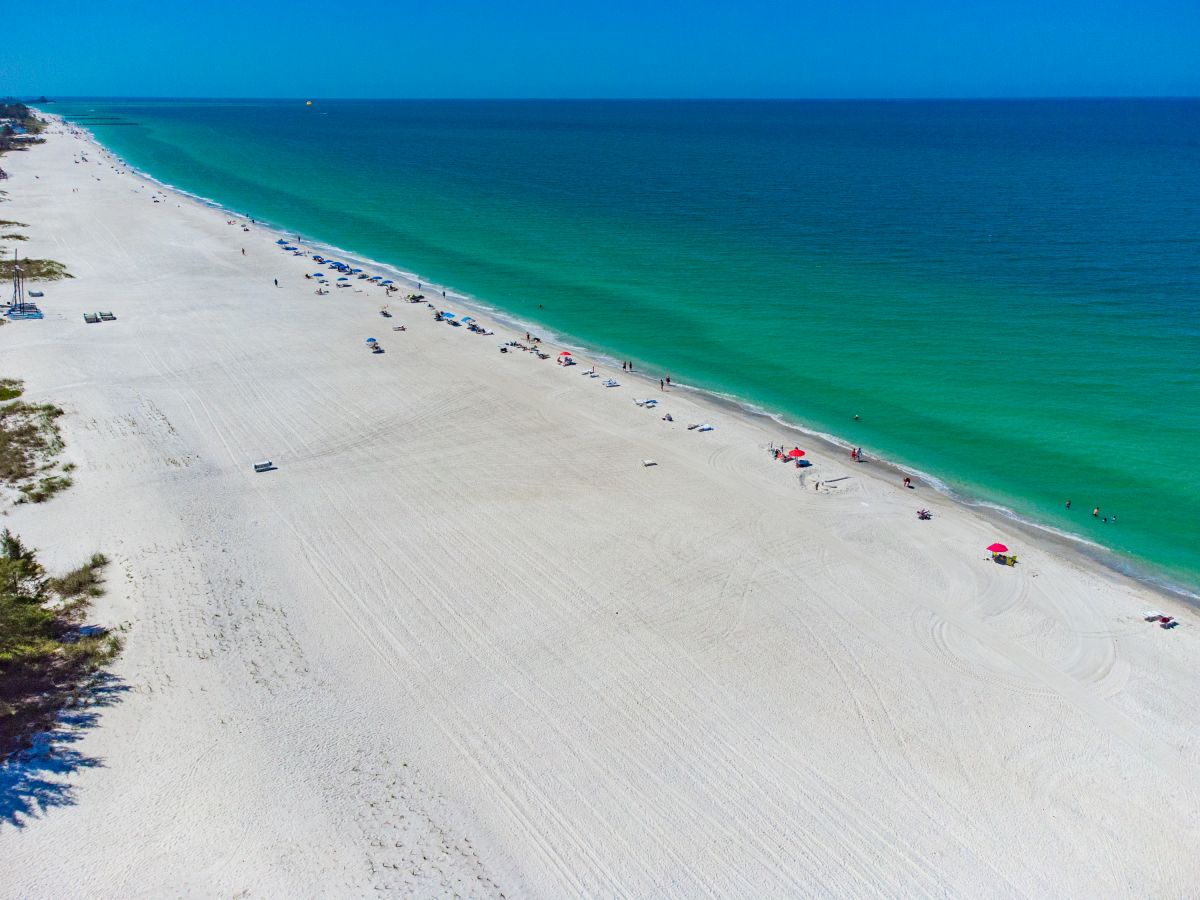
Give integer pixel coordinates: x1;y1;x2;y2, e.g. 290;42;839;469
0;673;129;829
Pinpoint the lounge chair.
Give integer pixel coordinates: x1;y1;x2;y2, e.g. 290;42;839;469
99;311;116;321
604;379;620;387
642;459;657;467
83;313;100;324
698;424;714;432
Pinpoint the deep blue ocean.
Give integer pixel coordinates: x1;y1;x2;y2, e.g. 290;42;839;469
53;98;1200;591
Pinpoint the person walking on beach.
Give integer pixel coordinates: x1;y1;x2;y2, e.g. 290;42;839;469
660;379;664;391
241;248;245;256
622;361;627;372
273;278;278;288
851;447;857;461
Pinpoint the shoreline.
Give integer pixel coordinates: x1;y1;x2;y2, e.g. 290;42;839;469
4;116;1199;897
49;113;1197;604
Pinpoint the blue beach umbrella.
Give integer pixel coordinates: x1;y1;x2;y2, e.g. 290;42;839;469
351;268;362;273
312;272;325;276
366;338;377;344
276;239;287;244
337;276;349;280
381;280;393;285
442;312;456;319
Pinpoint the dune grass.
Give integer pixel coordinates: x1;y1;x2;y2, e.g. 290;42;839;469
0;532;119;757
0;381;74;505
0;258;71;281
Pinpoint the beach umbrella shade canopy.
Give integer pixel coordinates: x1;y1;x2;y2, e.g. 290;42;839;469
442;312;456;319
366;338;377;344
788;448;805;458
337;276;348;280
559;351;572;356
986;543;1008;553
381;280;393;284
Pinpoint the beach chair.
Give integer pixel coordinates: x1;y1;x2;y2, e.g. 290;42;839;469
642;459;657;467
83;313;100;324
604;379;620;388
99;311;116;321
698;424;714;432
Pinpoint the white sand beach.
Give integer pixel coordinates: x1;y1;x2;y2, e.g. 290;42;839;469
1;125;1198;897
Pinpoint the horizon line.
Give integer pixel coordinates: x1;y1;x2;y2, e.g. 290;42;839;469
21;94;1200;103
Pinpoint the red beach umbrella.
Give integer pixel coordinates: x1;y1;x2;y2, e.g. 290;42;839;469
559;350;572;356
787;448;805;458
986;543;1008;553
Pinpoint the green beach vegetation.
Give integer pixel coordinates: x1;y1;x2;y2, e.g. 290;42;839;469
0;381;73;504
0;101;46;140
0;532;119;757
0;377;118;757
0;257;71;281
0;101;46;183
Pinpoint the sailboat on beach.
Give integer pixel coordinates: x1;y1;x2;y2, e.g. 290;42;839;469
4;251;44;320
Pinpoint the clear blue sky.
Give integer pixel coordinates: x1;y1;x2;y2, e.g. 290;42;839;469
4;0;1198;98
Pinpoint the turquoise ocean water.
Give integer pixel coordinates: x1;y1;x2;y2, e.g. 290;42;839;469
53;99;1200;592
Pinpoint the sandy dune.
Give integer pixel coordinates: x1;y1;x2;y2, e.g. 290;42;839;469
1;127;1197;897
